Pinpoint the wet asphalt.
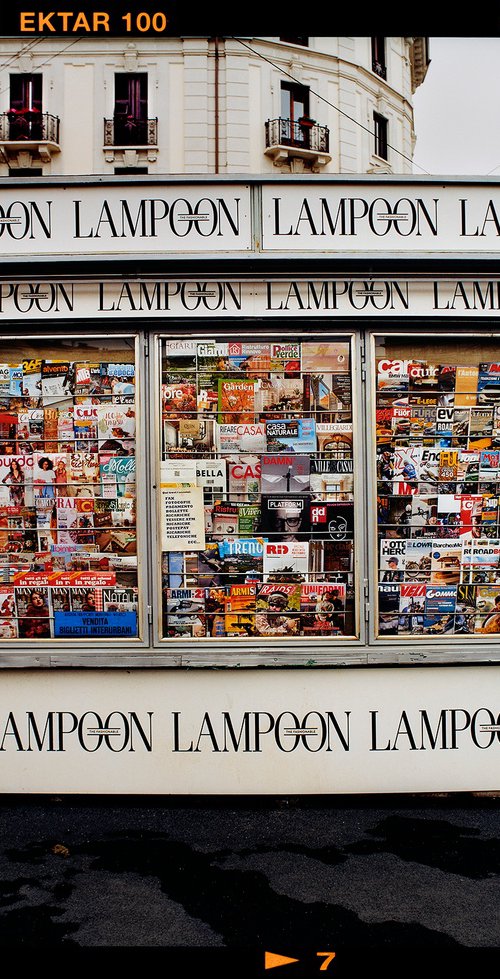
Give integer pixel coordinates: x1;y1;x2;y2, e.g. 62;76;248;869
0;792;498;970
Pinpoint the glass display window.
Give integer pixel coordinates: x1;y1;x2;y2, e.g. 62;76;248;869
0;334;141;643
157;332;359;643
373;333;500;640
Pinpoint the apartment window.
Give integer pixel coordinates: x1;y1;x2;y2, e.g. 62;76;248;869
9;75;43;140
114;73;148;145
374;112;388;161
279;37;308;47
280;82;310;146
371;37;387;79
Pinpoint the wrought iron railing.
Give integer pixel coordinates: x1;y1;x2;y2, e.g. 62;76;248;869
104;116;158;147
0;111;60;143
265;117;329;153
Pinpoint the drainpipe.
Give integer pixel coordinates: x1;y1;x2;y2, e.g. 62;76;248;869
214;36;219;174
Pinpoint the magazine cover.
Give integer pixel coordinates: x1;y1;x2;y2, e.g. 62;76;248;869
210;503;239;540
216;537;265;584
376;358;410;392
316;423;353;457
379;539;406;580
235;502;261;536
398;582;426;633
162;381;197;414
309;458;353;500
269;342;301;373
260;494;311;541
195;458;227;503
404;539;433;582
255;583;300;636
263;540;309;582
478;363;500;404
261;454;310;494
300;582;345;635
224;583;256;636
227;455;261;501
423;584;457;633
177;418;215;452
301;341;350;373
265;418;317;453
254;376;303;414
165;587;206;638
455;365;479;406
309;539;353;574
96;404;136;440
41;361;74;403
310;502;354;541
430;541;463;584
216;422;266;454
15;584;52;638
217;378;256;423
163;339;197;371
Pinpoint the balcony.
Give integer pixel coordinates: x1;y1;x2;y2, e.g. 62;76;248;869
104;116;158;148
0;110;60;165
265;117;331;170
103;116;158;167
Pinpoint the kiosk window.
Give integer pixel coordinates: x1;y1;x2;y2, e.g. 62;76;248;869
375;334;500;639
159;335;357;642
0;336;139;642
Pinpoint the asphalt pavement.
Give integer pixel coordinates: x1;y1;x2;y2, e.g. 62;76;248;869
0;791;498;971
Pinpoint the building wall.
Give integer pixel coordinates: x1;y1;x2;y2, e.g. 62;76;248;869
0;36;427;177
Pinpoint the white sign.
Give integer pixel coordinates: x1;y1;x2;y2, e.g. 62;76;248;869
0;185;251;255
1;278;500;318
0;666;498;794
262;182;500;252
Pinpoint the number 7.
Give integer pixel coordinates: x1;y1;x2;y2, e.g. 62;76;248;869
317;952;336;970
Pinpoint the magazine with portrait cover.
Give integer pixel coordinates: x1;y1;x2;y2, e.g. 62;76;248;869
379;538;406;577
255;583;301;636
260;494;311;540
15;584;52;638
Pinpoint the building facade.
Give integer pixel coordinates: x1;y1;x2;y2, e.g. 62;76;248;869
0;36;429;177
1;35;500;797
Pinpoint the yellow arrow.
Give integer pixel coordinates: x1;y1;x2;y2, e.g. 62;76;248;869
265;952;300;970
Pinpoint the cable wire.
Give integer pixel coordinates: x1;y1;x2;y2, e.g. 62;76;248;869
231;36;431;175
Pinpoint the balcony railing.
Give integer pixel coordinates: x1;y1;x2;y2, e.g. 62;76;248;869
0;110;60;143
265;117;329;154
104;116;158;147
